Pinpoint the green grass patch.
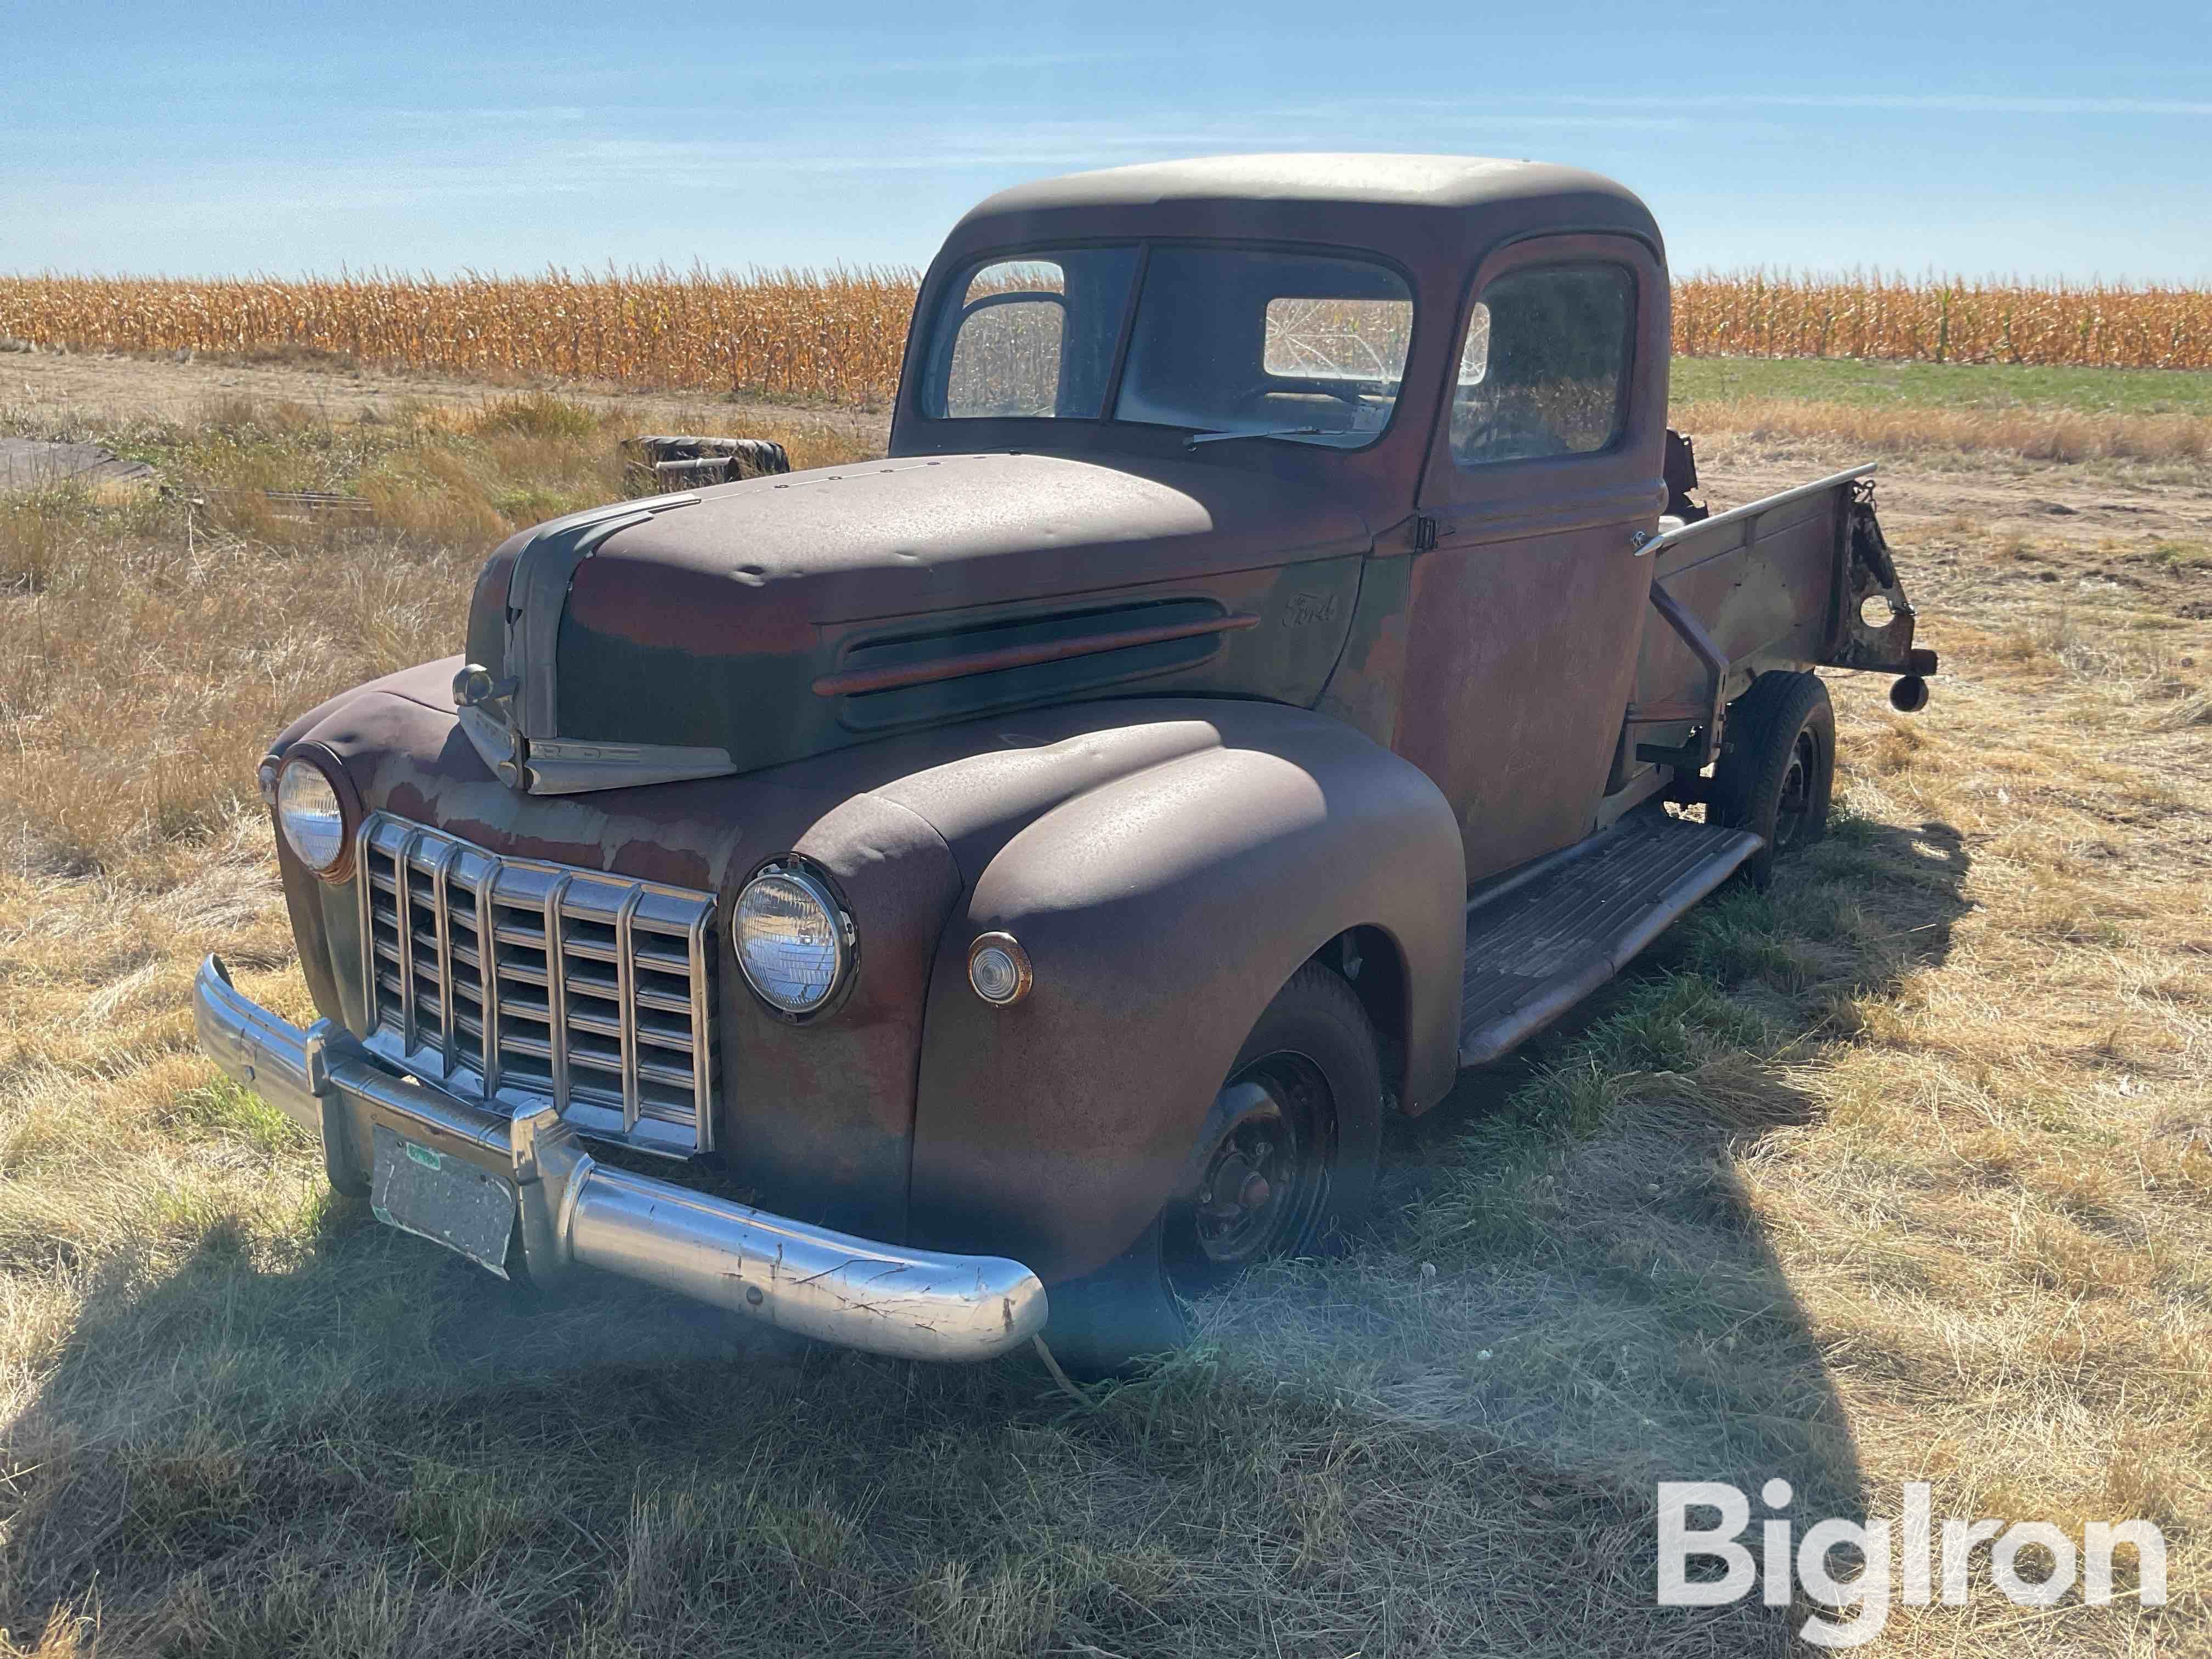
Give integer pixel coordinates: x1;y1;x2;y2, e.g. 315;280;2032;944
83;403;430;493
396;1459;556;1577
2144;540;2211;570
1413;805;1951;1277
1671;354;2212;416
170;1075;313;1155
1575;970;1775;1078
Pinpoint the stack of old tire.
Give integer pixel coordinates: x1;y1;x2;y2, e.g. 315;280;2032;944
622;435;792;494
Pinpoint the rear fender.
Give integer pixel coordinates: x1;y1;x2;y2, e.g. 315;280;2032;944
902;704;1464;1283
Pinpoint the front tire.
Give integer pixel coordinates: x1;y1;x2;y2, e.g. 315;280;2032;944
1163;963;1383;1285
1039;963;1385;1380
1711;670;1835;889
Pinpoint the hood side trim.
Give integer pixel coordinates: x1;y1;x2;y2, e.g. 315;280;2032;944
459;493;708;793
523;738;738;796
508;493;701;742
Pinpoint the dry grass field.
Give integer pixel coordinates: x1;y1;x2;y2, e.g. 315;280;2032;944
1;356;2209;1656
5;270;2210;406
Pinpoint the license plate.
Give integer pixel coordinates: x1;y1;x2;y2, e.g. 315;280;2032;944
369;1125;517;1278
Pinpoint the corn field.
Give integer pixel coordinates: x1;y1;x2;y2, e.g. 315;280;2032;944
0;268;919;405
2;268;2208;406
1672;271;2212;370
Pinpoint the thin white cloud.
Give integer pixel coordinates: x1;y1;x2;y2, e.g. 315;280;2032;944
1555;92;2212;117
386;106;598;128
380;104;1715;190
842;48;1177;73
371;44;1175;124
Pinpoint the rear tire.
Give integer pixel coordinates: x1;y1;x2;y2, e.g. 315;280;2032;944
1710;670;1834;889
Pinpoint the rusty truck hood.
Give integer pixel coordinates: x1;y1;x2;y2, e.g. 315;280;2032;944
462;450;1374;793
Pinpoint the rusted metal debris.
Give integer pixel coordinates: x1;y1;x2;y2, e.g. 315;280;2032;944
0;437;154;494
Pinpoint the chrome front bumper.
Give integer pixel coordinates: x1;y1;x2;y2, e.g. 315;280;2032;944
193;955;1047;1362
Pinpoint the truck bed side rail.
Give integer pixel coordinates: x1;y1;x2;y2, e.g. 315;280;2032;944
1626;464;1932;771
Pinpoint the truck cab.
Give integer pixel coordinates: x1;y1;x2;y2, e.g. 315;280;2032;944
198;155;1934;1375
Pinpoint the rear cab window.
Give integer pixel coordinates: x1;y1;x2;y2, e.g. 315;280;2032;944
1451;263;1634;467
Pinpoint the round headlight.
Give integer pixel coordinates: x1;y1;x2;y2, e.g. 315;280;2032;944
732;864;851;1015
276;752;352;877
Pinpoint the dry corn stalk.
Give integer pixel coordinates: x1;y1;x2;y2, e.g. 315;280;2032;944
3;268;2208;406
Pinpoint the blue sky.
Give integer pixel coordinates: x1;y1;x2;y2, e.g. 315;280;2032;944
4;1;2207;282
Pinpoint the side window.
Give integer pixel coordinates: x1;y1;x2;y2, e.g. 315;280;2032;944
1451;263;1633;467
943;261;1068;418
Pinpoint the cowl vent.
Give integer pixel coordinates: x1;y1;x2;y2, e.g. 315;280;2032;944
819;599;1257;731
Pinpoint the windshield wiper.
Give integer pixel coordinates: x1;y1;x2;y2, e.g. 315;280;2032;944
1183;425;1323;448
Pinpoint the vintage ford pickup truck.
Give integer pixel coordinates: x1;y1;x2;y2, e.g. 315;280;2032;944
196;155;1935;1375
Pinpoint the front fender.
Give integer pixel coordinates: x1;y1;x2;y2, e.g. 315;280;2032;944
898;701;1464;1283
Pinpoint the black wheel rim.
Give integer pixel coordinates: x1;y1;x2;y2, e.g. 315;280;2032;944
1192;1055;1332;1269
1774;727;1818;849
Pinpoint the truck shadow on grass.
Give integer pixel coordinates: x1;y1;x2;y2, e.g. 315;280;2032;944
1199;809;1972;1643
2;814;1972;1658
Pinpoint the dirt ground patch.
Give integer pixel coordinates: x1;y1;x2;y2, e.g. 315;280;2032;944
1701;433;2212;566
1;347;888;450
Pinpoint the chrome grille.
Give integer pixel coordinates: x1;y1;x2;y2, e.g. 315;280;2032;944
357;814;718;1156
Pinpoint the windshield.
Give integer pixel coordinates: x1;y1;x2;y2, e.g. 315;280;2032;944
923;244;1413;449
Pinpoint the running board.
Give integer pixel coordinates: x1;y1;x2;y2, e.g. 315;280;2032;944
1458;814;1763;1067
